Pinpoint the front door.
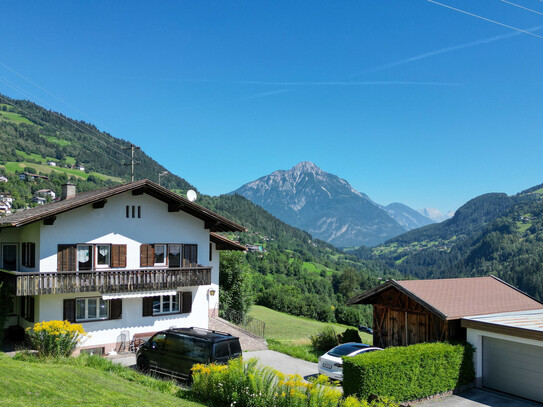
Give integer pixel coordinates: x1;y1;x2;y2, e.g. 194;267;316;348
2;244;17;270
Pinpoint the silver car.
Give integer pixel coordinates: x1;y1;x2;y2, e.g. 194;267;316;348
317;342;382;381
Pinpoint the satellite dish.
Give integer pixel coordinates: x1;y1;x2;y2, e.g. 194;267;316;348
187;190;197;202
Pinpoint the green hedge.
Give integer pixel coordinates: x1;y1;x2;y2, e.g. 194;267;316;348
343;342;474;402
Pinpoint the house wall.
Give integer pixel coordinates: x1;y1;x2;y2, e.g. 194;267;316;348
466;327;543;387
38;193;211;270
2;191;223;349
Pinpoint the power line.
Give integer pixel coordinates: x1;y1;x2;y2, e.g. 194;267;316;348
0;62;133;158
0;94;125;166
501;0;543;16
122;144;140;182
427;0;543;40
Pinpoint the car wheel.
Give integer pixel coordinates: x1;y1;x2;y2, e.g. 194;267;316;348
137;356;149;373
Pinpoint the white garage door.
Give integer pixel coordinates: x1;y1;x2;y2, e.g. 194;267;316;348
483;336;543;403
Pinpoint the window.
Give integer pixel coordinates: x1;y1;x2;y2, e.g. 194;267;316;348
209;243;212;262
2;243;17;271
183;244;198;267
168;244;181;268
125;205;141;218
154;244;167;266
143;292;192;316
96;245;111;267
21;296;35;322
152;294;179;314
77;245;92;271
64;298;121;323
76;298;109;321
22;242;36;268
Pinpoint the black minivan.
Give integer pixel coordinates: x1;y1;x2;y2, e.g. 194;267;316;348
136;327;242;379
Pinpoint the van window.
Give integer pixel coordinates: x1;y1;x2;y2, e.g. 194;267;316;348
214;342;230;358
151;333;166;350
229;340;242;355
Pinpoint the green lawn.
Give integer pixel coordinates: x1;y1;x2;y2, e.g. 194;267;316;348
1;161;123;183
0;353;203;406
42;135;71;146
0;109;34;125
249;305;372;345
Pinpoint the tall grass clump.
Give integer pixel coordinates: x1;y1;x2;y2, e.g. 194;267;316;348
26;320;86;357
191;357;398;407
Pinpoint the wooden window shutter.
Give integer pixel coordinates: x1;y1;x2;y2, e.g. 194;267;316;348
140;244;154;267
110;299;122;320
28;297;35;323
142;297;153;317
111;245;127;268
63;299;76;322
182;292;192;314
20;296;25;320
22;243;35;267
57;245;76;271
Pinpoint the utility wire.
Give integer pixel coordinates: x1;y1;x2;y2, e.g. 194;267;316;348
0;62;132;160
0;94;125;165
501;0;543;16
427;0;543;40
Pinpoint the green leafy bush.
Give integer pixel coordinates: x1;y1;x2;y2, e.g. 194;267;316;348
191;357;399;407
343;342;474;402
339;328;362;344
310;326;339;351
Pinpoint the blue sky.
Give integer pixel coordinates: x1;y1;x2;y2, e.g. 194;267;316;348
2;1;543;214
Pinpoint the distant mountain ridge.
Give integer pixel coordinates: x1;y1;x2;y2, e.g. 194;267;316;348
418;207;454;223
231;161;429;247
385;203;435;231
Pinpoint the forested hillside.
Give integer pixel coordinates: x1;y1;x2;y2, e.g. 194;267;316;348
355;187;543;300
0;93;397;327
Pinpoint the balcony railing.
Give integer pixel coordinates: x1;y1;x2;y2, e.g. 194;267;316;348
0;267;211;296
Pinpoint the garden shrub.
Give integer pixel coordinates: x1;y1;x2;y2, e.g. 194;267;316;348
26;320;86;357
343;342;475;402
191;357;399;407
310;326;339;351
338;328;362;344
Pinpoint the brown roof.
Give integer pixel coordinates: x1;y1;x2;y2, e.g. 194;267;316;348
210;233;246;251
0;179;246;233
348;276;543;320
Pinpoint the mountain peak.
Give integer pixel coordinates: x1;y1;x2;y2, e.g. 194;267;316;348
291;161;322;174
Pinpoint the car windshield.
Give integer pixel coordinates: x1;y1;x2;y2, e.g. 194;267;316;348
328;343;370;357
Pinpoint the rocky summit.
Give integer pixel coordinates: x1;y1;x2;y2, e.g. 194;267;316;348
231;161;409;247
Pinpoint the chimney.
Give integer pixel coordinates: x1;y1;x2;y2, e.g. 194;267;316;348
61;183;76;200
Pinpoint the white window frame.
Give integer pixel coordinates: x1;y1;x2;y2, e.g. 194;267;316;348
95;244;111;269
76;297;109;321
152;294;180;315
154;244;167;266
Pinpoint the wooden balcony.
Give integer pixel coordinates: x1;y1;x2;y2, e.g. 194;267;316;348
0;267;211;296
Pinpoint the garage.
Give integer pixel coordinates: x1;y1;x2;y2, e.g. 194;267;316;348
463;309;543;404
482;336;543;403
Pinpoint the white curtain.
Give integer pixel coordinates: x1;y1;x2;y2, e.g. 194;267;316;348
169;244;180;255
77;246;90;262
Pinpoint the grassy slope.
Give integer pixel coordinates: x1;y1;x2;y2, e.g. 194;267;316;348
0;354;203;407
249;305;372;344
1;160;123;182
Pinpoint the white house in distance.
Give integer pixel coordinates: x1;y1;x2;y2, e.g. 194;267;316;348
0;179;246;354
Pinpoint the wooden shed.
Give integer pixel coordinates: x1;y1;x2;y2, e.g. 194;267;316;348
347;276;543;348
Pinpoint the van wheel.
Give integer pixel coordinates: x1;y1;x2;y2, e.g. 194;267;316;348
137;356;149;373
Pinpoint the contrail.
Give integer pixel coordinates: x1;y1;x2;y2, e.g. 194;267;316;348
348;26;543;78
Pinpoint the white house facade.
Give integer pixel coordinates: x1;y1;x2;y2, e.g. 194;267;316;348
0;180;246;354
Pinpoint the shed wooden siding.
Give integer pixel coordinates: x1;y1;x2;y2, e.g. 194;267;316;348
372;287;465;348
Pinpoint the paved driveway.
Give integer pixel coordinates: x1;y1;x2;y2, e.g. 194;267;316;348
244;350;318;380
415;388;542;407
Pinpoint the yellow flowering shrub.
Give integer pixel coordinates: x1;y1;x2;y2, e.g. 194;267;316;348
191;357;398;407
26;320;86;357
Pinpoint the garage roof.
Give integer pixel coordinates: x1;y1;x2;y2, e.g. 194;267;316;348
462;309;543;342
348;276;543;320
